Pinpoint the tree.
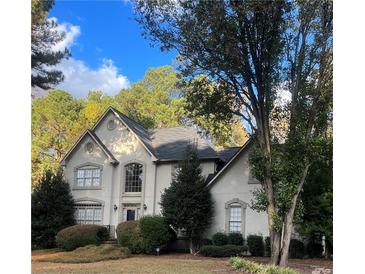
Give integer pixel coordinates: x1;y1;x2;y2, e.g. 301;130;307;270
160;146;213;254
32;0;70;89
32;171;75;249
31;90;83;187
135;0;332;266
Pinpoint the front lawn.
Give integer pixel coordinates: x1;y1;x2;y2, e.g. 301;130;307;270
32;251;332;274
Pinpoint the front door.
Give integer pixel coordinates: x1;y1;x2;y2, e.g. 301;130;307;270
126;209;136;221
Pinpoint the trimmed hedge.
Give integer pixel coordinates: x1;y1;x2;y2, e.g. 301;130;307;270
247;235;264;256
307;241;323;258
116;221;143;254
139;215;170;254
55;224;108;251
212;232;228;246
228;233;244;246
289;239;305;259
200;245;247;257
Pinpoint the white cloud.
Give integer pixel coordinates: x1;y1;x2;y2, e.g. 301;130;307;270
55;58;130;98
48;17;81;52
42;17;130;98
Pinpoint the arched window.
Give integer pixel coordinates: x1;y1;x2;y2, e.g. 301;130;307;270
125;163;143;192
225;199;247;235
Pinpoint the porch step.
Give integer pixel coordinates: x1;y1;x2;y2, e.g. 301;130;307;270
101;239;117;245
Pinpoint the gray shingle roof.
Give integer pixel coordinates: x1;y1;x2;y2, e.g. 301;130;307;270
217;147;241;162
149;127;218;161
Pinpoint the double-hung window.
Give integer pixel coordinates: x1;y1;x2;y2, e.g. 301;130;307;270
75;165;101;188
229;205;242;233
74;203;102;224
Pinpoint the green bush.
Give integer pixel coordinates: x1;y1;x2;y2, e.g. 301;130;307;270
116;221;143;254
289;239;305;259
32;171;75;249
229;257;299;274
264;236;271;257
200;245;247;257
228;233;244;246
55;224;108;251
139;215;170;254
201;238;213;246
307;241;323;258
247;235;264;256
212;232;228;246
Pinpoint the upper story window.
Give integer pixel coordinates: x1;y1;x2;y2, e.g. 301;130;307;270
75;165;101;188
125;163;143;192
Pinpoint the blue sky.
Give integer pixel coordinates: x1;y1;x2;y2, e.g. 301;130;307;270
48;0;177;97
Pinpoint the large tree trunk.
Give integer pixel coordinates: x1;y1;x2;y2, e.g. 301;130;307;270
279;164;310;266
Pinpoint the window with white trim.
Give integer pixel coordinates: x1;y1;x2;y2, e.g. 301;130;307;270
75;166;101;188
74;203;102;224
229;204;242;232
125;163;143;192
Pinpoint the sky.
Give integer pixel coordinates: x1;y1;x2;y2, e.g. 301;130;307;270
48;0;177;98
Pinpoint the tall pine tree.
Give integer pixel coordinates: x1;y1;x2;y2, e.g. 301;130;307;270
160;145;213;253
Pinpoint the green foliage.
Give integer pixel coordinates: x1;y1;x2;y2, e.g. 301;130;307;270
139;215;170;254
55;224;108;251
31;0;70;89
160;147;214;244
289;239;305;259
247;235;264;256
200;245;247;257
116;221;144;254
212;232;228;246
229;257;299;274
227;233;244;246
32;171;75;249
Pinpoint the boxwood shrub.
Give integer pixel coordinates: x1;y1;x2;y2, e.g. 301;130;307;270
139;215;170;254
212;232;228;246
200;245;247;257
55;224;109;251
116;221;143;254
227;233;244;246
289;239;305;259
247;235;264;256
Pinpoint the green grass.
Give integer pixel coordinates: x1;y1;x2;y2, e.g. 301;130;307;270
229;257;299;274
35;245;130;263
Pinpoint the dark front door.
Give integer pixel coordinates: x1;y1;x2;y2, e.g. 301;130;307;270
126;209;136;221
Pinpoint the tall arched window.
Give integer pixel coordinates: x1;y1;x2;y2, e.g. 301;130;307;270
225;198;247;235
125;163;143;192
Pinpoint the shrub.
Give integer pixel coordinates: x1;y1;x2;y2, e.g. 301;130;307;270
247;235;264;256
229;257;299;274
32;171;75;249
56;224;108;251
201;238;213;246
139;215;170;254
200;245;247;257
228;233;244;246
264;236;271;257
289;239;305;259
307;241;323;258
212;232;228;246
116;221;143;253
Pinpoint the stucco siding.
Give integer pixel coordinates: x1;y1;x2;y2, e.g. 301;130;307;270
206;149;269;238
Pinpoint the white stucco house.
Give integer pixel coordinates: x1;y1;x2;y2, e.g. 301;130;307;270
61;107;269;238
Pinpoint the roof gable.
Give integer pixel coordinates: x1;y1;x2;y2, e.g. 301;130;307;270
61;129;118;165
207;139;253;188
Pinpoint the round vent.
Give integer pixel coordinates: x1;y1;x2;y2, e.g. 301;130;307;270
85;142;94;153
107;119;116;130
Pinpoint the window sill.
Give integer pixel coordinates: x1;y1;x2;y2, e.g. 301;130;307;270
72;187;102;190
122;192;142;197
